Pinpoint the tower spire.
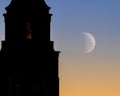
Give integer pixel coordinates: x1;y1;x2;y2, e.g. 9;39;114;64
6;0;50;11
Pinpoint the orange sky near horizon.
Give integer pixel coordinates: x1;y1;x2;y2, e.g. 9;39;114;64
59;51;120;96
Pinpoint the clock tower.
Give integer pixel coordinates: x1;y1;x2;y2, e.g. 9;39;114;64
0;0;60;96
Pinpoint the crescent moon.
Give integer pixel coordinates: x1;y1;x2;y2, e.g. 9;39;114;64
83;32;96;54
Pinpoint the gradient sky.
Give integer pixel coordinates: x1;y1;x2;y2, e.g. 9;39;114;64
1;0;120;96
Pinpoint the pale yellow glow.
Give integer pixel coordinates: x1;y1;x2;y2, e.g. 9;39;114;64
26;33;32;39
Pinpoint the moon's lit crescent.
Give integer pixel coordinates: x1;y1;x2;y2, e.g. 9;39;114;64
83;32;96;54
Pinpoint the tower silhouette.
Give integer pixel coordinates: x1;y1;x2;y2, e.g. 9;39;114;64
0;0;60;96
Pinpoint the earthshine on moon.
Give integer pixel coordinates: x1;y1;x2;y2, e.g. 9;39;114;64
83;32;96;54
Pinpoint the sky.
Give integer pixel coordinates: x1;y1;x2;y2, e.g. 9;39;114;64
1;0;120;96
